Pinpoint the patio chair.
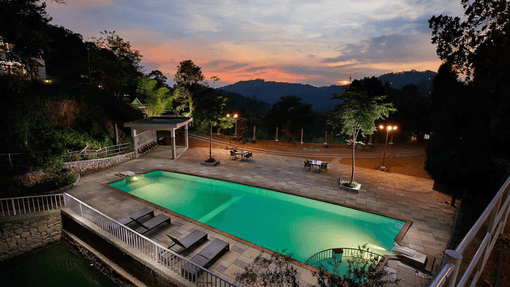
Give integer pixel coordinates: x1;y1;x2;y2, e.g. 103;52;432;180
181;238;230;282
230;150;237;160
304;159;311;170
243;152;253;159
117;207;154;226
131;214;171;234
320;162;328;172
166;230;208;254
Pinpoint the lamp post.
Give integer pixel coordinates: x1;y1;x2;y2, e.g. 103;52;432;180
227;113;238;148
379;124;397;171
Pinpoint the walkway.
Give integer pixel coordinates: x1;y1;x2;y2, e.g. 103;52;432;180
67;146;456;286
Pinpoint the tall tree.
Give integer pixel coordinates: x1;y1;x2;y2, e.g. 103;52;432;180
428;0;510;203
174;59;205;87
90;30;142;97
429;0;510;83
328;90;396;185
193;88;235;161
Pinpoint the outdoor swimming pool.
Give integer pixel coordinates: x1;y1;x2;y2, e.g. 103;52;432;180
110;171;405;264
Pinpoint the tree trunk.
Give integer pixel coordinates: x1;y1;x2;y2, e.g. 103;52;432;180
350;128;355;184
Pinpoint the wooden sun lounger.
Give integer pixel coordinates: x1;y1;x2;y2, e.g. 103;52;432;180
181;238;229;282
131;214;171;234
118;207;154;225
167;230;208;253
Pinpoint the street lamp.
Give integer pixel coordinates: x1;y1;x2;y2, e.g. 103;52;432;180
379;124;397;171
227;113;238;148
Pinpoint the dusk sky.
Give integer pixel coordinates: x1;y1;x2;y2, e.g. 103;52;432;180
45;0;464;87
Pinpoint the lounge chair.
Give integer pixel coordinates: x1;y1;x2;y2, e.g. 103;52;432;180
230;150;237;160
392;246;430;270
131;214;171;234
320;162;328;172
166;230;208;253
181;238;230;282
243;152;253;160
117;207;154;225
304;159;311;170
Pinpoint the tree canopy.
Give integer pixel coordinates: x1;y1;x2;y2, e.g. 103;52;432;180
429;0;510;83
136;75;173;116
174;59;205;88
264;95;316;141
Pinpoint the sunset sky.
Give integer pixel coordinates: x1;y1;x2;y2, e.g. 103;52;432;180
45;0;464;87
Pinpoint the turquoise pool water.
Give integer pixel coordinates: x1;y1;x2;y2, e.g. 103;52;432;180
110;171;405;263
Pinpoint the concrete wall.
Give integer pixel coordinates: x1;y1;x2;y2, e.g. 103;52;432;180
64;152;136;175
0;210;61;261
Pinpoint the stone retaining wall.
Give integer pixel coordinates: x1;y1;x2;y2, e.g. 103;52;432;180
0;210;62;261
64;152;136;175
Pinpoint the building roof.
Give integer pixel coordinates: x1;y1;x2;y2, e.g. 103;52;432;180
124;117;192;130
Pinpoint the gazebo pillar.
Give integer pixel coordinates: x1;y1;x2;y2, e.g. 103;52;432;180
171;128;176;159
185;124;189;148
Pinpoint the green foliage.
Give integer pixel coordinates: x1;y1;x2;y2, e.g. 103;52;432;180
173;86;194;117
235;245;396;287
136;76;174;116
235;251;299;287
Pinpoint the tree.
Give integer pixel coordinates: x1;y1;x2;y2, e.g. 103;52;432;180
174;59;205;87
148;69;168;86
90;30;142;97
429;0;510;83
173;86;194;117
210;75;220;88
192;88;235;161
328;90;395;185
136;76;173;116
264;95;316;142
427;0;510;206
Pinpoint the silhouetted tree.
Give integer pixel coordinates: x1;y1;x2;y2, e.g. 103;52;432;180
264;95;316;141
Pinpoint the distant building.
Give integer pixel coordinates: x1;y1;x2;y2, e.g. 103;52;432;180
0;37;47;80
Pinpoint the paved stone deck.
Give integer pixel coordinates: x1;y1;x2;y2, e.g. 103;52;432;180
67;146;456;286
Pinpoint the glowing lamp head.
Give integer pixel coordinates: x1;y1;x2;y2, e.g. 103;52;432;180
234;114;238;119
379;125;384;130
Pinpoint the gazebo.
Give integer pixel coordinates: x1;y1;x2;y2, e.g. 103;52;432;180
124;117;193;159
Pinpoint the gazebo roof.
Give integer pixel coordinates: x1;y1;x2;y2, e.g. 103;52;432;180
124;117;192;130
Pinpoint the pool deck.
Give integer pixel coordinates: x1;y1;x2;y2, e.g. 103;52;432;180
67;146;456;286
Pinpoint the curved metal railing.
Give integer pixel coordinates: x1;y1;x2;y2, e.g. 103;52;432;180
306;247;383;268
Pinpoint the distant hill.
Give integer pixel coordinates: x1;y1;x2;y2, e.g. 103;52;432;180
377;70;436;95
219;79;345;114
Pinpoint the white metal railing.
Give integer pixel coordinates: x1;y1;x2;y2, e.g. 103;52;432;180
0;152;27;168
63;193;238;287
429;175;510;287
0;194;65;217
64;143;132;162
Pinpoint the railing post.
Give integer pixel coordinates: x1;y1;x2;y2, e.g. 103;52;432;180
445;249;463;287
11;198;16;215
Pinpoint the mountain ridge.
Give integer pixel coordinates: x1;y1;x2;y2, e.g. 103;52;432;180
219;70;437;112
